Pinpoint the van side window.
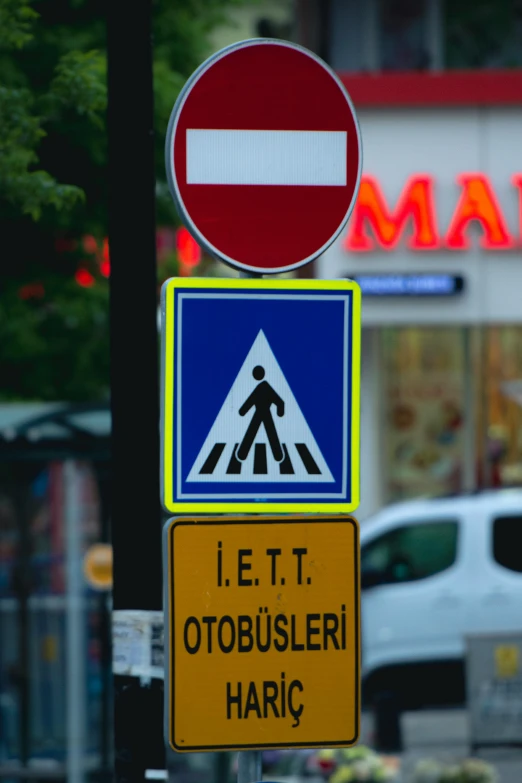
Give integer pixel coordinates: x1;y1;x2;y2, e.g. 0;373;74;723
361;521;458;585
493;516;522;573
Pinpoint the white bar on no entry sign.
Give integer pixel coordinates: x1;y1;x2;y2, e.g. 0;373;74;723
186;129;347;186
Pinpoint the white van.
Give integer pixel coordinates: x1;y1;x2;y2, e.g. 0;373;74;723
360;488;522;708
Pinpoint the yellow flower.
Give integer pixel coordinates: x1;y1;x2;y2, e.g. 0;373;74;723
330;764;354;783
317;749;337;761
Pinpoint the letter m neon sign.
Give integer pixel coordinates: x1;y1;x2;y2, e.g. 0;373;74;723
345;175;440;251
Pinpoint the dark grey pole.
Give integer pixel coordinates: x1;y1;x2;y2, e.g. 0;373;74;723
237;752;262;783
107;1;164;781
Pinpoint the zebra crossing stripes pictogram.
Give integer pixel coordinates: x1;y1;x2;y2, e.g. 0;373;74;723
187;330;334;483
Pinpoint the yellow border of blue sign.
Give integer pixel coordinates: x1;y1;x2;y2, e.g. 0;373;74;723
161;277;361;514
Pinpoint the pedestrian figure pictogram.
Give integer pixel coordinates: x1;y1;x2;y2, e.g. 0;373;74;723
237;366;285;463
186;330;334;484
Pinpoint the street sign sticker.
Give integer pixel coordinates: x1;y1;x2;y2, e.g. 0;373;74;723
161;277;361;514
164;515;360;752
165;39;362;274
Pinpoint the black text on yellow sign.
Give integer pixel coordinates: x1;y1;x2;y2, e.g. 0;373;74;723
164;515;360;752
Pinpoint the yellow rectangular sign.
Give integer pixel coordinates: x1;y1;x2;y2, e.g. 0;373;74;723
164;515;360;752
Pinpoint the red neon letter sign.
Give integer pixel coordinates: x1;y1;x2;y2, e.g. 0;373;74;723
445;174;515;249
344;175;440;252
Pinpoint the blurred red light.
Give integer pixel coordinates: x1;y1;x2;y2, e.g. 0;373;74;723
19;283;45;300
100;260;110;277
176;227;201;267
317;759;336;772
75;269;95;288
55;238;77;253
82;235;98;254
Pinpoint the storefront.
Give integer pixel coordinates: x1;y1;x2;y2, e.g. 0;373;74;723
317;97;522;520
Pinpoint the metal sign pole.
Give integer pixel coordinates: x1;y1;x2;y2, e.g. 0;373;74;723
107;1;164;781
237;751;262;783
64;460;86;783
236;272;262;783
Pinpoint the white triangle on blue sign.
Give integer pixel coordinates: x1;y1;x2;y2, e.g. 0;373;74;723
187;330;334;483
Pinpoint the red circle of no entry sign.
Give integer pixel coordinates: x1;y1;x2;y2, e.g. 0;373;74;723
165;39;362;275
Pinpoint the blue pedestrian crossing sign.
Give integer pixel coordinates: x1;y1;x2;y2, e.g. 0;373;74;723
161;277;361;514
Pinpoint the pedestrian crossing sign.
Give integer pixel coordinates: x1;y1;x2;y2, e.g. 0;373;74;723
161;277;361;513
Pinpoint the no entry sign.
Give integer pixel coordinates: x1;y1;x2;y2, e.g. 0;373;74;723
165;39;362;274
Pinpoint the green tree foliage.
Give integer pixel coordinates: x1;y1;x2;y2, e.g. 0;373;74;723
445;0;522;68
0;0;245;402
0;0;101;220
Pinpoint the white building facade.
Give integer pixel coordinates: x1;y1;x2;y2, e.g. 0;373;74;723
317;101;522;520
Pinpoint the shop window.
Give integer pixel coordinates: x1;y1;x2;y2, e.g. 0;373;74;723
445;0;522;69
327;0;435;73
329;0;522;72
361;521;458;586
382;327;465;502
379;0;431;71
493;516;522;573
483;327;522;488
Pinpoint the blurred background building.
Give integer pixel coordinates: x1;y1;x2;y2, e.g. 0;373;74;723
0;0;522;780
295;0;522;520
